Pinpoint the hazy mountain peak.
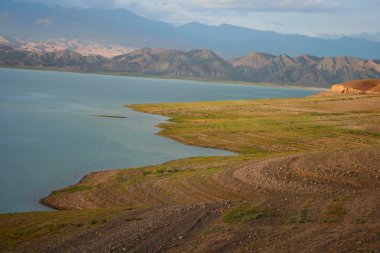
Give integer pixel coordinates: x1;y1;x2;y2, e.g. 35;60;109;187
272;54;296;67
137;48;153;53
0;44;13;51
180;21;205;27
249;52;275;59
187;49;220;60
231;52;274;68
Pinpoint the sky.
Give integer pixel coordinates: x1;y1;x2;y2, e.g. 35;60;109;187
20;0;380;38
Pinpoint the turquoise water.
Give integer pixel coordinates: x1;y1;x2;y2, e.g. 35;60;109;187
0;68;318;213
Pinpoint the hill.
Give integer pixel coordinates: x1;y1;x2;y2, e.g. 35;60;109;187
1;1;380;59
231;52;380;86
0;36;135;58
331;79;380;94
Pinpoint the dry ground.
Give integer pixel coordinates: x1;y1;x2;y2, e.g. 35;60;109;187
331;79;380;94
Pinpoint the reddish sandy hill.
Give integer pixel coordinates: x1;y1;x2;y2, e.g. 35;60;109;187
331;79;380;94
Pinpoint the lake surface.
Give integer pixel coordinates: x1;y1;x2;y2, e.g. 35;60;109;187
0;68;318;213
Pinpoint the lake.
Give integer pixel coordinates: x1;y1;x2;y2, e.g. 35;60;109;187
0;68;318;213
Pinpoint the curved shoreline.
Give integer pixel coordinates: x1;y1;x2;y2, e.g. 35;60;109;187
40;106;239;210
40;93;380;210
0;66;326;91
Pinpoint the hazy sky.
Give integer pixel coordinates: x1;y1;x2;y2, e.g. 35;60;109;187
21;0;380;37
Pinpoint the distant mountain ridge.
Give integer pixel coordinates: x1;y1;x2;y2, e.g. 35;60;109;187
231;52;380;85
0;36;135;58
1;1;380;59
1;46;379;87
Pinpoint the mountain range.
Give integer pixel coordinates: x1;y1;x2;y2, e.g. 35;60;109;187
1;46;379;87
1;1;380;59
0;36;135;58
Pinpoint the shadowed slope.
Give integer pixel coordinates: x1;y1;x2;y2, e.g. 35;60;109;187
331;79;380;94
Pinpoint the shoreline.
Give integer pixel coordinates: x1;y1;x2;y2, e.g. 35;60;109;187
40;92;380;211
0;65;326;91
39;86;328;210
40;105;240;211
40;92;323;211
40;89;328;211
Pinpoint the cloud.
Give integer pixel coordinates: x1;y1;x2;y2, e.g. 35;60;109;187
14;0;379;37
36;18;54;27
0;12;10;21
16;0;344;30
266;20;284;26
107;0;342;25
179;0;342;13
20;0;117;8
20;0;342;13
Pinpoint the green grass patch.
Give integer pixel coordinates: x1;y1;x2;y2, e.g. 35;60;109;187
344;129;380;137
90;220;99;225
322;203;347;223
58;185;94;193
356;218;368;224
125;217;143;222
299;208;309;223
223;203;270;224
143;168;181;176
131;95;380;155
199;225;225;236
287;216;297;224
0;208;124;251
142;170;152;176
89;219;107;225
286;208;309;224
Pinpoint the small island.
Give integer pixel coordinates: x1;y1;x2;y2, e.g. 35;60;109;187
90;114;127;119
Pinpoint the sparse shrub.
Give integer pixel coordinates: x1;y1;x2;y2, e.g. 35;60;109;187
90;220;98;225
142;170;151;176
322;203;347;222
125;217;143;222
156;169;165;175
223;203;269;224
299;208;308;223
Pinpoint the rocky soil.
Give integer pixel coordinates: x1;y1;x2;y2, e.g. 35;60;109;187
37;149;380;253
331;79;380;94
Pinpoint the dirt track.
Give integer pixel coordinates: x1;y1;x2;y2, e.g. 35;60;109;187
233;148;380;194
43;202;230;253
36;148;380;253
